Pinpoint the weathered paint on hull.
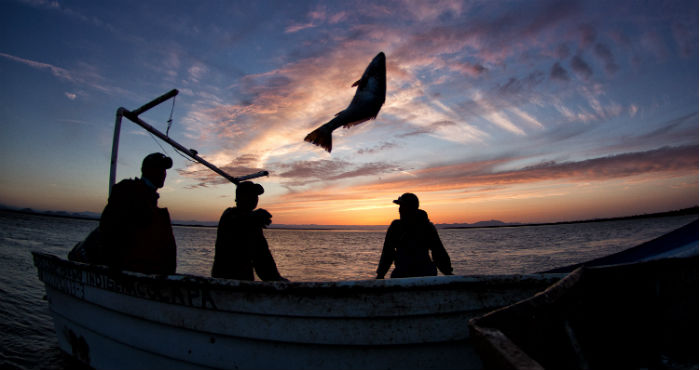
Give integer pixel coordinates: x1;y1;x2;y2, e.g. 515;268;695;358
33;252;563;370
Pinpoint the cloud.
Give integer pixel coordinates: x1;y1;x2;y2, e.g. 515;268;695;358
400;0;464;22
0;52;74;81
356;141;398;155
594;43;618;74
392;0;582;65
181;33;501;160
578;23;596;48
671;18;698;57
20;0;121;36
179;0;622;167
571;55;593;80
483;110;526;136
177;152;405;189
285;22;316;33
354;145;698;194
176;154;265;189
550;62;570;81
285;5;347;33
449;61;487;77
555;44;570;59
274;159;404;187
628;104;638;117
187;62;208;83
0;52;126;96
640;30;669;61
618;112;700;150
497;73;545;98
64;92;77;100
174;0;693;195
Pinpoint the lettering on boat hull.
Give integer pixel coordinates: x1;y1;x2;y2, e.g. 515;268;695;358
35;254;216;310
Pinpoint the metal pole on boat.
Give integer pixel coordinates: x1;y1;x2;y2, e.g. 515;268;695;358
109;89;268;195
108;110;124;197
120;109;268;185
131;89;179;116
109;89;179;196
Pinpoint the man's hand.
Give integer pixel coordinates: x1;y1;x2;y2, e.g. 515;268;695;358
252;208;272;227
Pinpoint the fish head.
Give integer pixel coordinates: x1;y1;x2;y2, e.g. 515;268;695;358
367;52;386;79
355;51;386;100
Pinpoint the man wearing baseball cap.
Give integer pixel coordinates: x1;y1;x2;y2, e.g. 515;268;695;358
97;152;177;274
376;193;453;279
211;181;287;281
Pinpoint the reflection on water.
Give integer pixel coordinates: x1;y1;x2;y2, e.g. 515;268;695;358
0;210;696;370
177;215;698;281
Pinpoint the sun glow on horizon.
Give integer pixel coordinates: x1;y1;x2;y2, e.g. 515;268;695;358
0;1;696;226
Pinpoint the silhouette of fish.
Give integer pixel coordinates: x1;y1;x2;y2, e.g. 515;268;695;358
304;52;386;152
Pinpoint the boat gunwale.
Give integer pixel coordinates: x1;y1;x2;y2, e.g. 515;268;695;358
32;251;565;294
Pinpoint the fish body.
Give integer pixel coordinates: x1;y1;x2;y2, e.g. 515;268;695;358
305;52;386;152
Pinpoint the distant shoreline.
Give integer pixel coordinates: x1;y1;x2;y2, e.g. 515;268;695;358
442;206;699;229
1;205;697;231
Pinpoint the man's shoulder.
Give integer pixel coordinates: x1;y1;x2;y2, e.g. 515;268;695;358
116;177;142;185
219;208;259;231
221;207;246;221
113;178;145;191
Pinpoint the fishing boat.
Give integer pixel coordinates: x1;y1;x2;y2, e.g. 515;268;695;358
32;219;698;370
31;90;699;369
32;251;563;370
469;256;698;370
32;89;563;370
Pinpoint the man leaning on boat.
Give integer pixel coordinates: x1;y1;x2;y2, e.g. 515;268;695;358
376;193;453;279
69;152;177;275
211;181;288;281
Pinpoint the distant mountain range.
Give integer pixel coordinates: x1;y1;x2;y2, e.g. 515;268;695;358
436;220;521;229
0;203;696;229
0;206;102;221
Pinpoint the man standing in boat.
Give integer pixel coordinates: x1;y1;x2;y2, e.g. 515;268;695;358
211;181;287;281
376;193;453;279
99;152;177;275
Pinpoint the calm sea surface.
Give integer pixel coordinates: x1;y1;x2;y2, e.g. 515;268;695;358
0;210;696;369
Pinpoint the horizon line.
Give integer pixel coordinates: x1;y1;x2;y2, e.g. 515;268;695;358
2;205;697;230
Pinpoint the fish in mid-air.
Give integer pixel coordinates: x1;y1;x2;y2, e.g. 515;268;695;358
304;52;386;153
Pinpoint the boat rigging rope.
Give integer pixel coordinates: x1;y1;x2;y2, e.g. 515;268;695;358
166;95;176;137
146;95;196;165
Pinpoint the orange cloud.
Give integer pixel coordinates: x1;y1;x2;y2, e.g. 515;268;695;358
256;145;698;223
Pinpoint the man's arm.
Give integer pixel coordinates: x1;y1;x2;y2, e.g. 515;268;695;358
427;223;453;275
252;228;287;281
376;221;399;279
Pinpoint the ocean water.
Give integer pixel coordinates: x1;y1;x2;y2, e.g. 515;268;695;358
0;210;696;369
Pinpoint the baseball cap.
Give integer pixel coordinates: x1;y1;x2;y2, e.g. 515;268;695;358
236;181;264;197
393;193;419;209
142;153;173;171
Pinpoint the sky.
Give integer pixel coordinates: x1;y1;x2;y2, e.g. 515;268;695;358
0;0;697;225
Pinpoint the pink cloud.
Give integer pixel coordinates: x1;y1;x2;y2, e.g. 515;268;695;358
285;22;316;34
355;145;698;193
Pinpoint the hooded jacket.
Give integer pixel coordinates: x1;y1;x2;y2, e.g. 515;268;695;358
376;209;453;278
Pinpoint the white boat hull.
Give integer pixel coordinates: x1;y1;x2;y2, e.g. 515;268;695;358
34;253;562;370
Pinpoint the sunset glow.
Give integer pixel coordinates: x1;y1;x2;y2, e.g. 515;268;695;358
0;0;697;225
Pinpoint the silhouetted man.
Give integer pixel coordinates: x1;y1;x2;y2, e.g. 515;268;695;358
99;152;177;274
376;193;453;279
212;181;287;281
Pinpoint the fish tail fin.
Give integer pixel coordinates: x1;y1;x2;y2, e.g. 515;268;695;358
304;125;333;152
